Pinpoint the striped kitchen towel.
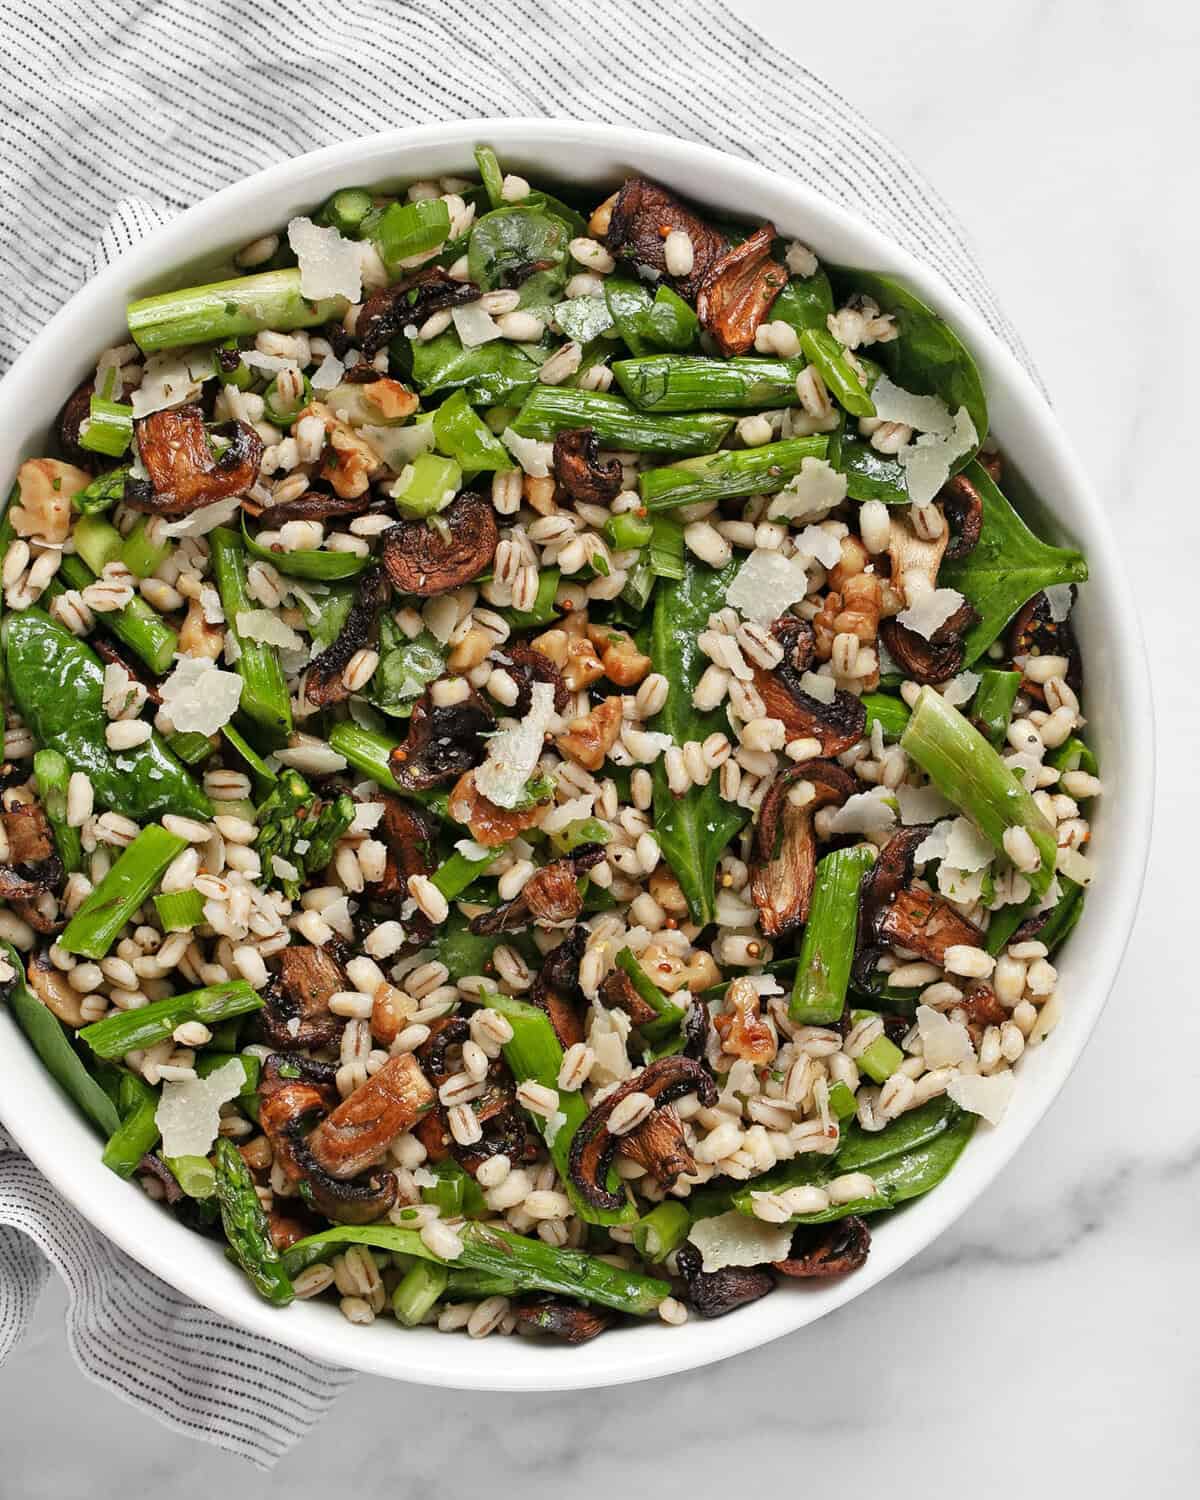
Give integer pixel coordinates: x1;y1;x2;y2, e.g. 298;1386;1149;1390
0;0;1022;1467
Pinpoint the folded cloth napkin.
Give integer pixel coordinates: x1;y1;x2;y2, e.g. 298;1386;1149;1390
0;0;1027;1468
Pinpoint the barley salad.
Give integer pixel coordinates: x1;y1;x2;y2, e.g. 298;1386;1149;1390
0;146;1097;1339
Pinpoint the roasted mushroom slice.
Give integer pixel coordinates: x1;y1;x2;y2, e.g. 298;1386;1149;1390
126;405;263;515
552;427;622;506
773;1216;871;1278
855;824;984;980
939;471;984;561
513;1296;612;1343
365;795;438;907
357;268;481;358
307;1053;436;1180
604;176;729;301
491;643;568;717
57;380;98;468
696;224;788;357
878;616;968;687
619;1104;696;1190
388;685;495;791
26;948;86;1027
749;759;857;937
259;943;348;1052
888;509;948;602
529;924;589;1048
568;1056;717;1212
1007;590;1082;704
447;769;552;848
416;1017;534;1174
599;966;658;1029
247;488;381;525
469;846;605;935
675;1242;775;1318
305;566;390;706
0;801;63;906
956;981;1009;1043
753;662;866;758
294;1147;399;1225
379;492;498;595
257;1054;339;1181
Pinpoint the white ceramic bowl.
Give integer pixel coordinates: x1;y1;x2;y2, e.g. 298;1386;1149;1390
0;119;1154;1390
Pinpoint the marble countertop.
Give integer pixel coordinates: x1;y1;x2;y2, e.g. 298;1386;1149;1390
3;2;1196;1493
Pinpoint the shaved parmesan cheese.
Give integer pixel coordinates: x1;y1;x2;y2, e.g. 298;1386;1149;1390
0;952;14;984
799;670;836;704
871;374;955;436
272;855;300;881
454;837;492;861
1044;583;1073;622
948;1068;1014;1126
915;821;952;865
941;670;980;707
745;973;785;997
725;548;810;624
287;216;362;302
793;524;844;570
159;496;242;537
359;422;436;472
236;609;306;650
452;301;502;347
475;681;556;809
156;1058;245;1158
240;350;297;374
131;351;206;418
1035;875;1061;913
944;817;994;873
687;1211;792;1273
160;656;242;735
937;864;985;904
876;636;899;677
501;427;554;477
1056;846;1094;886
310;352;346;390
828;788;897;838
898;407;977;506
897;586;967;641
766;458;848;521
351;802;386;834
897;784;956;825
916;1005;973;1069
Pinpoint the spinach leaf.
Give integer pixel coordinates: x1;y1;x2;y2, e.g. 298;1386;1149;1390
301;584;355;650
409;328;539;406
554;295;615;345
603;276;699;355
769;270;835;332
827;423;908;503
468;206;570;291
828;266;989;463
368;618;444;717
649;559;749;925
940;460;1089;664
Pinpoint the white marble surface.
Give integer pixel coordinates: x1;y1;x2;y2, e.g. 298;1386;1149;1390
3;2;1197;1493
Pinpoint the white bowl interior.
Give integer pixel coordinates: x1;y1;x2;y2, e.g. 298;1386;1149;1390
0;120;1154;1390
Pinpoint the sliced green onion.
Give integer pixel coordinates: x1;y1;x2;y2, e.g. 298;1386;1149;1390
392;452;462;518
61;825;188;960
80;396;134;458
154;889;206;932
373;199;451;273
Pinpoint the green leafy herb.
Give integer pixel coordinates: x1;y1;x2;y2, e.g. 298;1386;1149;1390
368;619;445;717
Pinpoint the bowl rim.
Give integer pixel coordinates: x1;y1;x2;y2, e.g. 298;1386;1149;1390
0;117;1155;1391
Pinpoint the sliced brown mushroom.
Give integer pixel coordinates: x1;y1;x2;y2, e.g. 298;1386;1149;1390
379;492;498;595
552;427;622;506
304;566;391;706
773;1215;871;1278
888;509;948;599
681;996;713;1064
603;176;729;301
259;943;348;1052
364;794;438;908
939;471;984;561
567;1055;717;1212
469;846;605;935
619;1104;696;1189
749;759;857;937
387;685;495;791
955;982;1009;1044
529;924;589;1048
878;616;967;686
26;948;86;1027
357;267;482;358
138;1152;184;1205
126;405;263;515
266;1209;315;1251
447;769;552;848
245;488;382;525
599;966;658;1029
696;224;789;357
513;1296;612;1343
257;1053;340;1181
0;802;63;905
492;643;569;717
675;1242;775;1318
753;639;866;758
307;1053;436;1179
713;975;777;1064
57;380;98;468
1007;590;1082;704
855;824;984;981
415;1016;535;1175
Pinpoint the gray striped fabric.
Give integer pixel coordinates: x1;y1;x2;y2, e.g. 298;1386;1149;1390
0;0;1022;1467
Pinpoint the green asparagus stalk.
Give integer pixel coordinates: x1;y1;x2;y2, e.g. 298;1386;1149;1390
33;748;83;873
119;515;173;579
80;981;264;1060
127;268;349;354
54;553;178;676
165;731;215;767
393;1260;449;1325
483;991;637;1226
80;395;134;458
392;452;463;518
498;566;560;629
639;435;829;510
1046;735;1098;779
315;186;376;238
511;386;734;456
432;847;500;901
153;889;206;931
327;722;407;794
861;691;911;744
971;668;1023;747
71;467;128;516
631;1201;692;1263
165;1154;217;1199
613;354;807;411
60;824;188;960
373;198;450;274
790;844;878;1024
603;511;654;552
282;1222;669;1317
474;144;505;209
101;1072;161;1179
797;327;876;417
213;1138;294;1304
72;513;125;573
209;526;292;737
901;685;1058;896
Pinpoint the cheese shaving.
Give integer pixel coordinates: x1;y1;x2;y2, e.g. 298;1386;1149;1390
898;407;977;506
310;352;346;390
687;1211;792;1273
287;216;362;302
799;669;836;705
915;1005;973;1069
827;788;897;838
871;374;955;436
1044;584;1074;622
131;351;205;418
474;681;556;809
948;1068;1015;1126
159;655;243;735
793;524;844;570
725;549;810;624
766;458;848;522
452;301;502;347
944;817;994;873
155;1059;246;1158
500;427;554;477
236;609;305;650
897;587;967;641
359;423;436;471
941;670;981;707
914;820;952;865
897;784;957;825
159;496;243;537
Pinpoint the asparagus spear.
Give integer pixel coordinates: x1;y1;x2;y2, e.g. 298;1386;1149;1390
639;435;829;510
127;268;349;354
213;1138;295;1305
971;668;1023;747
165;1154;217;1199
33;748;83;873
393;1260;449;1326
511;386;734;456
209;526;293;738
282;1222;669;1317
54;553;178;676
80;981;264;1059
432;846;500;901
60;824;188;960
327;722;406;794
790;844;877;1024
632;1201;691;1263
797;327;876;418
101;1072;161;1179
861;691;911;744
613;354;806;411
901;685;1058;897
79;395;134;458
314;186;376;237
119;515;174;580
